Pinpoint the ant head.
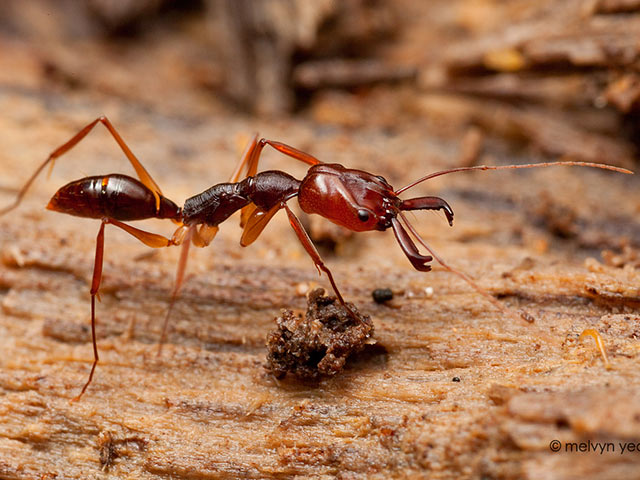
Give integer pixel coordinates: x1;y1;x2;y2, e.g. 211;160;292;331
298;164;402;232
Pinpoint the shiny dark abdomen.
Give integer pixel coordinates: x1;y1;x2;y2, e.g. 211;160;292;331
48;174;159;220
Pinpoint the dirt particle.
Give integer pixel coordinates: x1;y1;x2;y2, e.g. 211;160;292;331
265;288;374;379
372;288;393;304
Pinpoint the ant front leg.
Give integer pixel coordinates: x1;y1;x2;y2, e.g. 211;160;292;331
229;135;321;228
282;202;351;311
230;135;321;184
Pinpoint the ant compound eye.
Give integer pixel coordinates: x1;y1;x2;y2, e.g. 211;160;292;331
357;209;370;222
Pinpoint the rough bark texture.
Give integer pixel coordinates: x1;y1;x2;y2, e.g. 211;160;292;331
0;1;639;478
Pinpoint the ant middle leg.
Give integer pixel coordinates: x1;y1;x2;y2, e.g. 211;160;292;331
158;223;220;354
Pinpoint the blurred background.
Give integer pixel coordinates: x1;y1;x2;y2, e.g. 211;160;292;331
1;0;638;263
0;0;638;167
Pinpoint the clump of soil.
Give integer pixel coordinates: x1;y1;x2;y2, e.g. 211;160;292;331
266;288;375;379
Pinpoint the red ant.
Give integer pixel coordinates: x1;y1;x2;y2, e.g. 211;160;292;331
0;116;632;399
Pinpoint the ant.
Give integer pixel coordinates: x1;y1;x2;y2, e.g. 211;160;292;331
0;116;631;399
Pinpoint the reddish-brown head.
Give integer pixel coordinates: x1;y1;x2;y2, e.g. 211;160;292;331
297;163;454;272
298;164;401;232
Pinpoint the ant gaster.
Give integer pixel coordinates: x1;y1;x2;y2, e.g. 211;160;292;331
0;116;631;399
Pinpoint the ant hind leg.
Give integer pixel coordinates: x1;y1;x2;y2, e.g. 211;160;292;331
72;218;176;400
1;116;164;216
72;220;107;401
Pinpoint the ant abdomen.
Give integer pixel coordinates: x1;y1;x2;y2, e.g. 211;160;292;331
47;174;180;221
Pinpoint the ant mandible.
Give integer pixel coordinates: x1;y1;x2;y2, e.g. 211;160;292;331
0;116;632;399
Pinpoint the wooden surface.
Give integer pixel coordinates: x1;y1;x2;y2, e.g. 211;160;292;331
1;3;640;478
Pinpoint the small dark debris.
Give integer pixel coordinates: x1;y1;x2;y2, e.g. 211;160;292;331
520;311;536;323
265;288;374;379
97;431;116;471
372;288;394;304
452;377;461;382
96;430;147;471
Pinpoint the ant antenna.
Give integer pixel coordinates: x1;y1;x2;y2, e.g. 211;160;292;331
395;161;633;195
398;212;534;324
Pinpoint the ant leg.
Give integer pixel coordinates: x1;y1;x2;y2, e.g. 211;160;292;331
257;139;321;167
229;135;320;227
157;224;219;354
229;134;259;183
158;226;193;354
106;218;176;247
228;136;261;228
88;116;164;203
240;203;280;247
0;116;163;216
73;218;176;400
229;135;321;185
239;203;258;230
282;202;349;309
73;220;107;401
240;201;364;318
193;224;219;248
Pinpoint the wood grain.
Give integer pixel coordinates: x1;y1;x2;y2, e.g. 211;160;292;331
0;4;639;478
